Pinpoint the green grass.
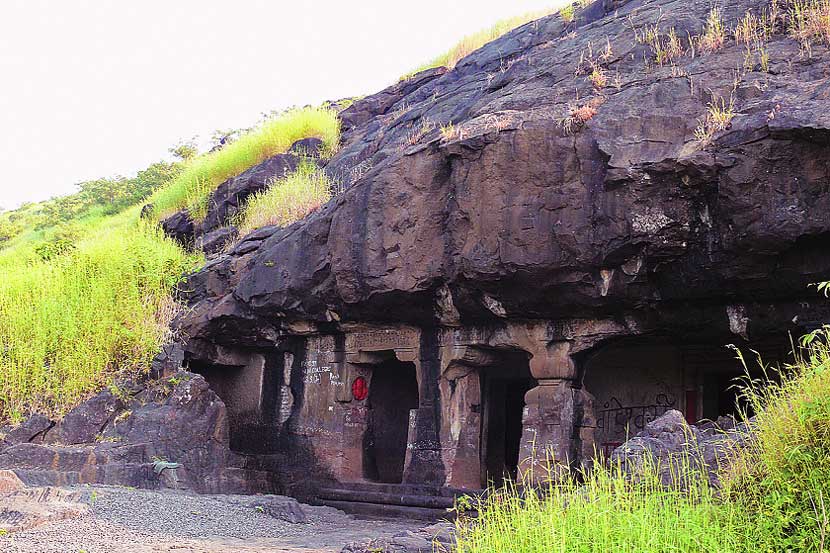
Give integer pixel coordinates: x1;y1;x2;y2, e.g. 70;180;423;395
402;6;562;78
235;161;333;235
450;457;757;552
149;105;340;221
449;324;830;552
725;331;830;550
0;207;200;421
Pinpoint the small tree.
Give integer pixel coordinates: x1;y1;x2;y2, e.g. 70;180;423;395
168;138;199;161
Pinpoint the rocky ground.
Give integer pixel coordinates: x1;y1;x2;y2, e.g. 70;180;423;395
2;485;453;553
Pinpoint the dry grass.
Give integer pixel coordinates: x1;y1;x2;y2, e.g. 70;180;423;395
789;0;830;53
402;118;437;147
562;102;599;134
698;8;728;53
695;96;735;142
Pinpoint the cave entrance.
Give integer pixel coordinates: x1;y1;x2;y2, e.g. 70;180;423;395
480;353;535;488
190;353;278;453
363;359;419;484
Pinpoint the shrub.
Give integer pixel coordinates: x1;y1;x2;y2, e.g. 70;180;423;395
150;106;340;221
235;162;333;235
725;329;830;550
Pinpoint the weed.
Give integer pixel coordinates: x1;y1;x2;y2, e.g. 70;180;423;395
788;0;830;55
589;67;608;89
694;96;735;142
561;5;575;23
562;103;599;134
440;122;461;141
698;8;728;53
402;118;437;147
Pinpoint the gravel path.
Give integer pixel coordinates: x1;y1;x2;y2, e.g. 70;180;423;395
3;486;438;552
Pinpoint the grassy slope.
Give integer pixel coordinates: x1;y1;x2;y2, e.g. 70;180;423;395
0;207;200;420
402;5;562;78
0;107;340;422
150;106;339;220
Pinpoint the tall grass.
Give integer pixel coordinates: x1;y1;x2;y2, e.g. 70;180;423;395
234;161;333;235
0;207;200;421
150;106;340;221
450;456;756;552
726;330;830;550
403;6;561;78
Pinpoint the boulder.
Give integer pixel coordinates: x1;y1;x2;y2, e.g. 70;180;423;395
160;209;195;247
610;410;752;487
288;137;325;158
0;414;53;447
0;486;89;533
0;373;275;494
44;389;123;445
196;226;238;256
245;496;308;524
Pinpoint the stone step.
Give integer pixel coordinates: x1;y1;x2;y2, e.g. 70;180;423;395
318;498;453;521
315;482;483;521
317;487;457;510
321;481;480;499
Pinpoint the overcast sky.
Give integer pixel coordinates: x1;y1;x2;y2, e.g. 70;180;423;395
0;0;559;209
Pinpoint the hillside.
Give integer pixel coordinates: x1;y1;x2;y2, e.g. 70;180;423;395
1;0;830;551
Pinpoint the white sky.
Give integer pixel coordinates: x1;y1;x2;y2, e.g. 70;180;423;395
0;0;558;209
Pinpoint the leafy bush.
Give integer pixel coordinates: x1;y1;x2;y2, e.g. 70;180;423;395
33;223;81;261
150;106;340;221
235;161;333;235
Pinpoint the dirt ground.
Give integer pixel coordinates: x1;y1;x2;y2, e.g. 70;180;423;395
2;486;452;553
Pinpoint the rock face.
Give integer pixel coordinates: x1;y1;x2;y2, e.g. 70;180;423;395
0;484;89;533
169;0;830;499
172;0;828;502
0;373;276;494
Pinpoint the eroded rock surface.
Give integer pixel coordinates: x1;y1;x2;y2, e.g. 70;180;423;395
160;0;830;496
179;0;830;350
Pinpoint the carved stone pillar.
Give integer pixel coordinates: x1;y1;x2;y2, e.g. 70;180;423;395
518;341;587;482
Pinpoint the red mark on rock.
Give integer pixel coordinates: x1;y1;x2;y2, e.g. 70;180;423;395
352;377;368;401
